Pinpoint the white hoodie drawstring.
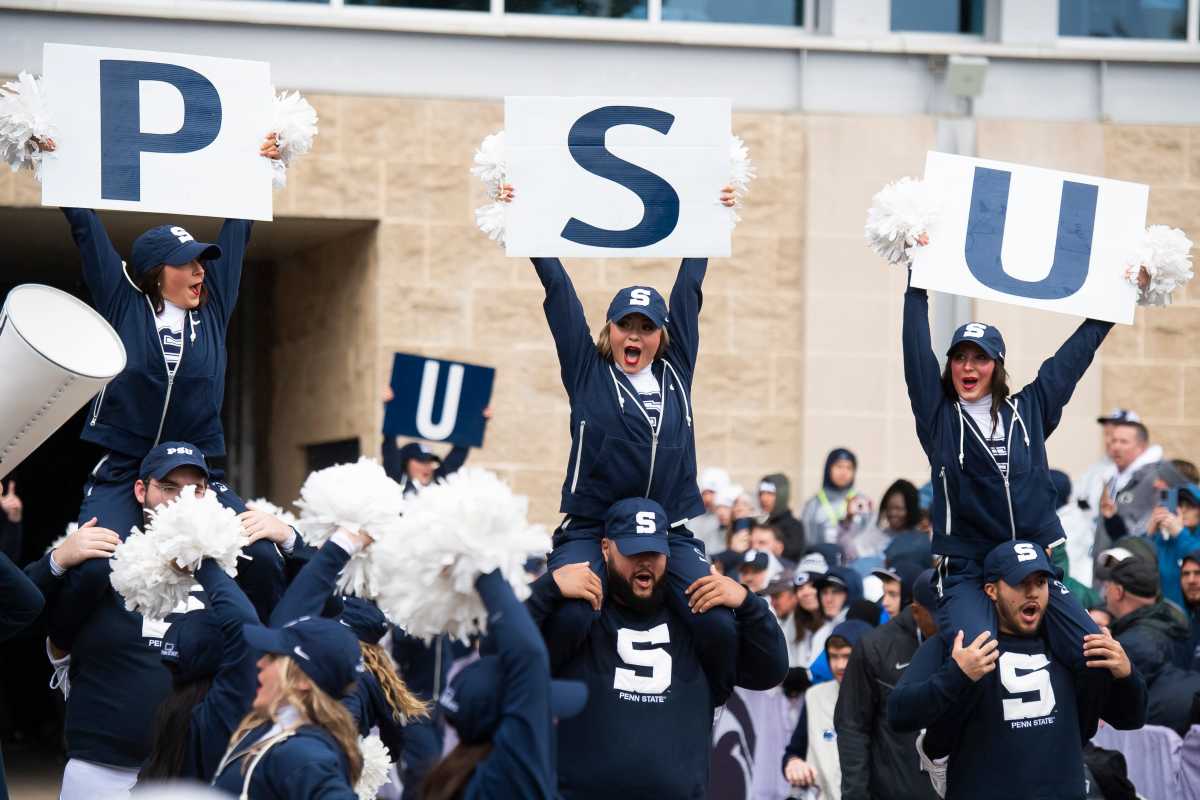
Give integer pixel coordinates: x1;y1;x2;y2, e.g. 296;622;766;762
189;311;199;344
955;402;966;469
1006;397;1031;447
609;368;625;411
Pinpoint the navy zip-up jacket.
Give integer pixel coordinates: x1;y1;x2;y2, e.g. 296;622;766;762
63;208;252;459
534;258;705;526
903;286;1112;560
461;570;558;800
270;540;406;759
211;722;356;799
182;561;260;780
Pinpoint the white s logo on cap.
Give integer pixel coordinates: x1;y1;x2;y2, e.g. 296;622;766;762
963;322;987;339
1013;542;1038;562
170;226;195;245
629;288;651;307
635;510;656;534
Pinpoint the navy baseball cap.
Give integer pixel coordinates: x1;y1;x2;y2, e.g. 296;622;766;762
606;286;668;328
398;442;441;464
243;616;364;699
340;598;389;645
912;568;938;609
440;658;587;744
984;540;1054;586
1097;408;1141;424
740;549;769;571
131;224;221;279
139;441;209;481
604;498;670;557
946;322;1006;361
162;610;222;684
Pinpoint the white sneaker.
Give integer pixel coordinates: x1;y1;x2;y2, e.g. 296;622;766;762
46;639;71;701
916;729;948;799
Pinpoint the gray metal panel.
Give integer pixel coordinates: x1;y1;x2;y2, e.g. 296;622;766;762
972;58;1100;120
1103;61;1200;123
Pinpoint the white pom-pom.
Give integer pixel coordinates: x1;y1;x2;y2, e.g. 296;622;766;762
470;130;506;188
293;458;404;598
355;735;392;800
45;521;77;555
865;177;940;266
269;89;319;191
474;201;506;245
372;468;551;644
109;486;247;621
1125;225;1194;307
0;72;56;179
245;497;298;527
727;135;756;225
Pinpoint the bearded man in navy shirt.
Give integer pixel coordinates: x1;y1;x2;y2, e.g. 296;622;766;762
888;541;1146;800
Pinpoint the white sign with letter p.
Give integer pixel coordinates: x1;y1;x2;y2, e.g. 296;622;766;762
40;43;274;221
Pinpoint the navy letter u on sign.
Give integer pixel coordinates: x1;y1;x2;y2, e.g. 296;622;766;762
383;354;495;448
100;60;223;202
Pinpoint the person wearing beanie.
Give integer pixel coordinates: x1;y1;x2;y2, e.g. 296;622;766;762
800;449;873;559
758;473;807;562
835;568;940;800
526;498;787;800
805;568;866;685
782;620;872;800
888;541;1146;800
211;616;366;798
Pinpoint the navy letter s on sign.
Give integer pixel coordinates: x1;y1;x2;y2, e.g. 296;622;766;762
560;106;680;249
100;61;223;202
964;166;1098;300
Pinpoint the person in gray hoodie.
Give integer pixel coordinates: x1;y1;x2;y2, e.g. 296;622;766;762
800;449;873;561
759;473;807;562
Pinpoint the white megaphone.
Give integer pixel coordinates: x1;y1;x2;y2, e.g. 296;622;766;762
0;284;126;479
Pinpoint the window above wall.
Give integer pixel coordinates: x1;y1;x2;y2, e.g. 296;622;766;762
891;0;985;35
1059;0;1188;40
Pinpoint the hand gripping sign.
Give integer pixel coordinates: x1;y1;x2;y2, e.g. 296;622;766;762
384;354;495;449
38;43;275;220
474;97;747;258
907;152;1150;325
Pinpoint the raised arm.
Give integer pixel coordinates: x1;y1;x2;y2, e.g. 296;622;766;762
532;258;596;397
191;559;260;780
269;535;356;627
436;445;470;480
664;258;707;378
1024;319;1114;435
60;208;126;314
902;283;944;454
0;553;43;641
203;219;255;326
468;569;557;799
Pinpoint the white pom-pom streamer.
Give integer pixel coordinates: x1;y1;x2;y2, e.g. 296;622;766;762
0;72;56;179
245;497;298;527
727;135;756;225
109;486;247;621
1125;225;1194;307
475;201;506;245
293;457;404;598
471;130;508;246
45;521;77;555
372;468;550;644
269;89;318;190
865;177;940;266
355;735;392;800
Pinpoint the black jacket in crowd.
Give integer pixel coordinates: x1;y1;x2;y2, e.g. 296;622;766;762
1114;604;1200;736
761;473;806;562
834;606;939;800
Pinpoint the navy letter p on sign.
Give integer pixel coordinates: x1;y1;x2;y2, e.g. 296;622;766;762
384;354;495;448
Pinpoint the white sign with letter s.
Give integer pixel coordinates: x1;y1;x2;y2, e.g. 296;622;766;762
40;43;274;220
910;151;1148;325
504;96;731;258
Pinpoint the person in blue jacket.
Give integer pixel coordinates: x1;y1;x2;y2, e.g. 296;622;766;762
502;183;743;697
887;541;1146;800
422;567;587;800
55;134;285;626
1;551;43;800
269;530;428;765
140;557;260;782
902;270;1112;671
525;498;788;800
211;616;364;798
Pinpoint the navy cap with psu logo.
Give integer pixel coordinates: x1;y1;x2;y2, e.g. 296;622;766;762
604;497;670;557
607;286;668;329
947;321;1006;361
139;441;209;481
130;225;221;279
